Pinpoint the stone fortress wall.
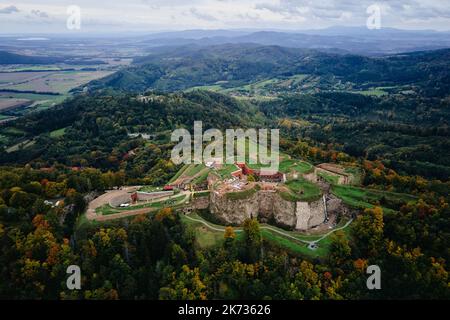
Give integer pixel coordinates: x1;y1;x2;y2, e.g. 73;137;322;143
209;189;331;231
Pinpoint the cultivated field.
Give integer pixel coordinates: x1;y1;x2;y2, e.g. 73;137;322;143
0;98;31;111
0;68;114;118
1;70;113;94
0;71;54;85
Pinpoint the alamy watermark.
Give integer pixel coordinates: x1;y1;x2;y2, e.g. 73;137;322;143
171;121;279;173
366;4;381;30
67;5;81;30
366;265;381;290
66;265;81;290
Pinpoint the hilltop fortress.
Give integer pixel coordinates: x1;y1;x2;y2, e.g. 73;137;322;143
185;161;352;231
90;158;353;231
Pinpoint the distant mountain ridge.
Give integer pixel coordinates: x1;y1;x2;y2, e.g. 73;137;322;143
0;51;63;64
136;27;450;55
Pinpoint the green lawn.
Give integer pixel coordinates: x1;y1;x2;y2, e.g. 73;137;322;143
226;185;260;200
317;171;339;184
291;161;314;174
168;164;189;183
217;164;240;178
50;127;66;138
180;213;339;258
278;159;296;173
261;230;328;258
196;228;225;248
279;159;314;174
96;194;187;215
191;169;210;185
283;178;322;202
184;164;207;177
138;185;164;192
332;185;417;211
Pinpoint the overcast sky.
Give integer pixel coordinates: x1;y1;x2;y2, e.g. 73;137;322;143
1;0;450;34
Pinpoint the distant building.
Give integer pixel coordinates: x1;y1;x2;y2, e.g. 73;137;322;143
127;133;155;140
235;162;285;182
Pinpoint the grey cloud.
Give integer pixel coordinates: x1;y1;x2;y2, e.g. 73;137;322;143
190;8;218;22
237;12;262;22
0;5;19;14
255;0;450;20
31;10;49;18
141;0;193;7
386;1;450;19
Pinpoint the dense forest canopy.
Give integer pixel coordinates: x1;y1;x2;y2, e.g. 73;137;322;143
1;88;448;181
0;44;449;300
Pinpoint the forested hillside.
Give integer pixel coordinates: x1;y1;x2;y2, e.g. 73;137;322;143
0;91;264;183
89;45;450;97
259;92;450;180
1;87;449;180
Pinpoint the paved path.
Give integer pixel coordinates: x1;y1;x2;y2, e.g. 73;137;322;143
183;214;353;246
86;187;190;221
309;218;353;244
86;186;139;221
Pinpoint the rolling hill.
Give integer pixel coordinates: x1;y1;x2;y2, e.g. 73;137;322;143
89;44;450;97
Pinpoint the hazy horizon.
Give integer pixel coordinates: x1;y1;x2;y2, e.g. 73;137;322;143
1;25;450;38
1;1;450;34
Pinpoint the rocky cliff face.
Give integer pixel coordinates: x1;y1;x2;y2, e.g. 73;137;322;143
209;190;326;230
271;193;297;228
295;198;325;230
190;196;210;210
210;190;260;224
